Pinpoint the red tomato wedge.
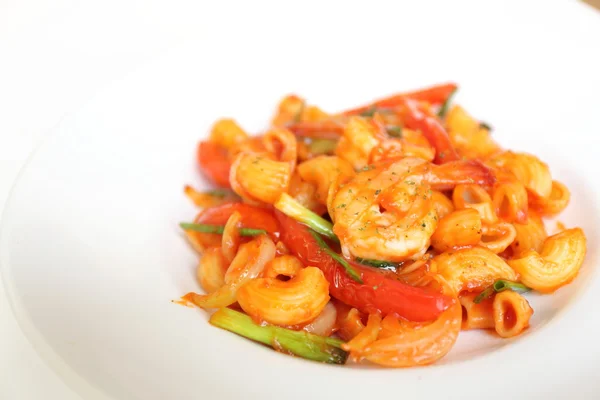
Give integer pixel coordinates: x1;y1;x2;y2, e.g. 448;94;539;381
197;141;231;188
196;203;280;239
275;211;454;322
398;98;460;164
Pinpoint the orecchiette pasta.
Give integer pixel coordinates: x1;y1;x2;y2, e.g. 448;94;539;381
478;222;517;254
287;172;325;214
397;129;436;162
297;156;354;204
209;118;249;150
453;184;498;224
493;291;533;338
492;180;528;223
446;105;500;159
530;180;571;217
263;127;298;169
511;211;547;257
300;105;329;122
459;293;495;330
433;247;518;294
271;94;305;127
230;152;292;204
508;228;586;293
186;234;275;309
486;151;552;200
369;129;436;164
335;116;380;170
431;190;455;219
430;209;482;253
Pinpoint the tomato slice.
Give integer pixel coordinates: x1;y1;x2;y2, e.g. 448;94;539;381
275;211;454;322
342;83;457;116
187;203;280;250
398;98;459;164
196;203;280;237
197;141;231;188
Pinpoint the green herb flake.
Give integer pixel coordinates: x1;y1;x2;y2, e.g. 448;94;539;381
360;106;378;117
206;189;233;198
479;121;493;131
474;280;531;304
356;257;401;271
386;125;403;138
437;88;457;119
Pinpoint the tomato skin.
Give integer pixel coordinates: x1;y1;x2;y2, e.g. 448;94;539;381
343;83;457;116
196;203;280;238
285;121;344;139
197;141;231;188
399;98;459;164
399;83;457;105
275;211;454;322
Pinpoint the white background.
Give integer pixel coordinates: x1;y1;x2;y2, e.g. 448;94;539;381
0;1;200;398
0;1;598;399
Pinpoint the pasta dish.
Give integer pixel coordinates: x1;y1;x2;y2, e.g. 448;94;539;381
179;83;587;367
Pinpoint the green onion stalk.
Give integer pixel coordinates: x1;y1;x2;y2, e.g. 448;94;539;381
474;280;531;304
205;189;237;198
386;125;403;138
437;88;457;118
179;223;266;237
355;257;401;271
307;138;338;155
308;230;363;284
210;308;348;364
274;193;338;243
274;193;363;283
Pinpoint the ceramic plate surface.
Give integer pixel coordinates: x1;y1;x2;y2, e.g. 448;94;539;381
2;1;600;399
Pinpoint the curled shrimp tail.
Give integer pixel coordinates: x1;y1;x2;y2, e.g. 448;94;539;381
426;160;496;190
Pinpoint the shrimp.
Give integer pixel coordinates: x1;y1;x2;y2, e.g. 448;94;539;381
332;157;495;261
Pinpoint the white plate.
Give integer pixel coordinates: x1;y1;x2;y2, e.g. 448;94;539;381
2;2;600;399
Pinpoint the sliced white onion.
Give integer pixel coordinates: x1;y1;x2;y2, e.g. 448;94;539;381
303;301;337;336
